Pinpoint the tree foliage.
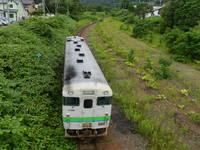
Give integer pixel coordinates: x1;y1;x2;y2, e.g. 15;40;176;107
161;0;200;30
46;0;83;19
135;3;153;19
165;29;200;61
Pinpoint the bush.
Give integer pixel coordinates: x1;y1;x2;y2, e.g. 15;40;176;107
30;9;43;16
0;15;77;149
165;29;200;61
144;58;172;80
127;48;135;63
132;17;162;38
158;57;172;67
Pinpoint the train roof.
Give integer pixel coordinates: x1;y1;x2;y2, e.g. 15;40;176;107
63;36;112;96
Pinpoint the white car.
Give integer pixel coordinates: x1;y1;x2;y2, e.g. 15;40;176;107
0;17;9;26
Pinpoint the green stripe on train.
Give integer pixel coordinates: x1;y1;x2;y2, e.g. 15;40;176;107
63;116;111;122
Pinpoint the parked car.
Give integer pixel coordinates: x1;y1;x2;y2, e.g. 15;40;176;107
0;17;9;26
0;17;15;26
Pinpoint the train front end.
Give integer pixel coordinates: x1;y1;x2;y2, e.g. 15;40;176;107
62;83;112;138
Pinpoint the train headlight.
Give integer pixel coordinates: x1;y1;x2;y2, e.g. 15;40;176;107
68;91;73;95
103;91;109;95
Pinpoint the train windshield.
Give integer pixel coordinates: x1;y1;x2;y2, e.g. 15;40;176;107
97;97;112;105
84;99;93;108
63;97;80;106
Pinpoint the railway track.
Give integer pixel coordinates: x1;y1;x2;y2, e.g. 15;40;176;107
77;138;98;150
76;22;97;38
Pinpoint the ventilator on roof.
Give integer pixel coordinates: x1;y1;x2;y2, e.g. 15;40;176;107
79;53;85;57
75;48;80;51
77;59;83;63
83;71;91;79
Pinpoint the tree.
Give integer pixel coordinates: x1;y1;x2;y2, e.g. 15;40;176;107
45;0;83;19
161;0;200;30
135;3;153;19
121;0;130;9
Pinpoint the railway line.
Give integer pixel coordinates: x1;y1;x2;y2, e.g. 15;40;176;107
76;22;97;38
77;138;97;150
74;21;147;150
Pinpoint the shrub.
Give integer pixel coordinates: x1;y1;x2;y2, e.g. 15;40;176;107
0;15;78;149
154;58;172;80
165;29;200;61
158;57;172;67
187;111;200;125
144;58;172;80
132;17;162;38
30;9;43;16
127;48;135;63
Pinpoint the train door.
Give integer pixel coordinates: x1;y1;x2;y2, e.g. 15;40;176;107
81;96;95;128
95;96;112;127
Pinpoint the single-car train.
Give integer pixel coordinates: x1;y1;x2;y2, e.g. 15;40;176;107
62;36;112;137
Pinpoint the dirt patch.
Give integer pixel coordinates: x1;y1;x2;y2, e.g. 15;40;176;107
109;103;147;150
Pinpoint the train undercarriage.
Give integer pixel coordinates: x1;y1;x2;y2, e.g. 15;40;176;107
65;128;107;138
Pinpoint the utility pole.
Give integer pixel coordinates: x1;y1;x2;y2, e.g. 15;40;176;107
7;0;10;24
42;0;45;16
66;0;70;16
55;0;57;14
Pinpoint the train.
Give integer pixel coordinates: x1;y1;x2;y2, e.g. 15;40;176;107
62;36;113;137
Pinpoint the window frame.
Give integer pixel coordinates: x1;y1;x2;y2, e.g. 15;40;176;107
84;99;93;109
9;4;13;8
9;13;14;18
63;97;80;106
97;96;112;106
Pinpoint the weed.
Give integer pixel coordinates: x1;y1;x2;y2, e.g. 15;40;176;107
180;89;189;96
187;111;200;125
156;94;167;100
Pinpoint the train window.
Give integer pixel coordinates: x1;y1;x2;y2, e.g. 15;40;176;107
63;97;79;106
84;99;93;108
97;97;112;105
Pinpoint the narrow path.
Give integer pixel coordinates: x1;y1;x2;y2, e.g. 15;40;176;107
76;23;148;150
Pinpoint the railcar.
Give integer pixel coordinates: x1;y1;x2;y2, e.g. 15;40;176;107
62;36;113;137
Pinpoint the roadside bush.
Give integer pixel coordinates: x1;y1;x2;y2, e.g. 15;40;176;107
165;29;200;61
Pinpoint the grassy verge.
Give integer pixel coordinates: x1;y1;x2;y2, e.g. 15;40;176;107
77;11;106;28
0;15;91;150
88;18;200;150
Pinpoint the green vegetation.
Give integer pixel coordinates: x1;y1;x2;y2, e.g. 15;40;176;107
0;15;79;150
164;29;200;62
161;0;200;30
187;111;200;125
90;19;189;150
113;0;200;63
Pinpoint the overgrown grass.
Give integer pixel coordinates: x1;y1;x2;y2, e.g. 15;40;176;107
0;15;81;150
89;20;189;150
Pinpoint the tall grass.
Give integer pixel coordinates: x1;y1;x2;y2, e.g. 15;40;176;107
89;21;188;150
